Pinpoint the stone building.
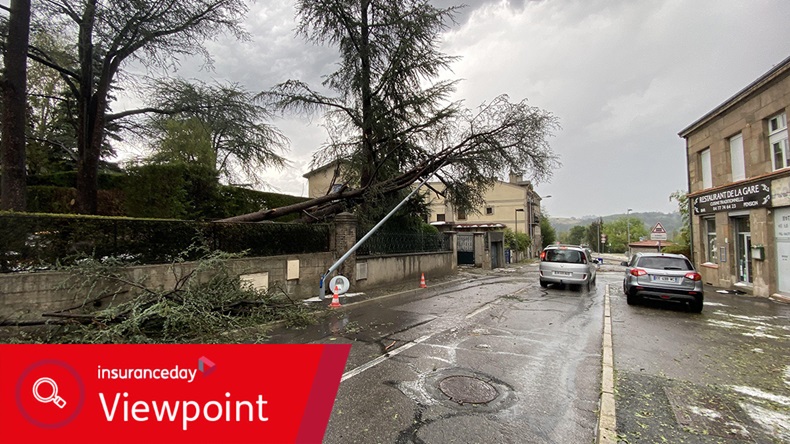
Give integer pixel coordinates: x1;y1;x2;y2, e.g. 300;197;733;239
425;173;545;259
303;165;547;259
679;55;790;299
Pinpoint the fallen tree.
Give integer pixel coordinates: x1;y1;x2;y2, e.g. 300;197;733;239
221;95;560;224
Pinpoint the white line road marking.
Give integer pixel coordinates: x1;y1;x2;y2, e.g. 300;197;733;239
341;334;433;382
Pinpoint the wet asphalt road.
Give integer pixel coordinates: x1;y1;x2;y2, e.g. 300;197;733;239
608;274;790;443
269;266;603;443
264;265;790;444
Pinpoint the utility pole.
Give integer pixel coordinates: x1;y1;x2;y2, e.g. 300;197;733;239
597;219;601;253
627;208;632;256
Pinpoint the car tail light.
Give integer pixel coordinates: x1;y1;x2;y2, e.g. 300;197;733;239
540;251;546;260
630;268;647;277
685;272;702;281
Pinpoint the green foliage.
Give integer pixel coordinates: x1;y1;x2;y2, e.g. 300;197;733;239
32;0;251;213
567;225;589;246
0;212;331;272
504;228;530;253
148;80;287;186
587;218;604;253
603;217;648;253
540;213;557;248
27;186;77;214
24;164;309;220
661;243;691;259
356;188;432;234
217;186;309;222
670;190;690;249
263;1;559;223
28;248;316;344
121;163;220;220
146;118;216;170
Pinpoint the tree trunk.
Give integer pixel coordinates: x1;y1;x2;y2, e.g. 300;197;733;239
359;0;376;188
74;0;99;214
0;0;31;211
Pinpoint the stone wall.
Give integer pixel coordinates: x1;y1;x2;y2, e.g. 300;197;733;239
0;212;459;322
0;253;334;322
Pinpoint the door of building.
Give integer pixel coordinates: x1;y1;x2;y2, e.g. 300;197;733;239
491;240;501;269
734;216;752;284
775;207;790;294
457;233;475;265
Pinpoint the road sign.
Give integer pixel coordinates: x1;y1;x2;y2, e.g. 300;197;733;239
650;222;667;241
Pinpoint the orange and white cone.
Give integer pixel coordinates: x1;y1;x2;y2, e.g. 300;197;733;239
328;285;342;308
419;273;427;289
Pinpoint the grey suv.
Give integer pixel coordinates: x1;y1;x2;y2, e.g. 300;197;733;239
621;252;704;312
539;245;597;290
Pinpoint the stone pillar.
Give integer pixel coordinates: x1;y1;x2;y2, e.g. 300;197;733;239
332;212;356;282
447;231;458;270
473;232;485;268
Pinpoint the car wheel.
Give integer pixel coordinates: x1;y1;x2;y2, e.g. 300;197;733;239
626;292;638;306
539;279;548;288
689;298;703;313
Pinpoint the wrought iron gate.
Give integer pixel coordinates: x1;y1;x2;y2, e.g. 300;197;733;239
457;233;475;265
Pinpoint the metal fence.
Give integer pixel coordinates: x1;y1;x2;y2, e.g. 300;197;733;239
356;231;452;256
0;214;331;273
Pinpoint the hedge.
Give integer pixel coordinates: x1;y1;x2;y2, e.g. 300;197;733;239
0;212;331;273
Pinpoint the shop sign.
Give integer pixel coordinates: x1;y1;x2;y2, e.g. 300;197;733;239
692;180;771;215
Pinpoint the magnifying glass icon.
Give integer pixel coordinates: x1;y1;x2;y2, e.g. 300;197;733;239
32;377;67;408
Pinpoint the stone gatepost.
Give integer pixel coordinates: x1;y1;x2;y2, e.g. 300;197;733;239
447;231;458;270
332;212;356;282
473;232;486;268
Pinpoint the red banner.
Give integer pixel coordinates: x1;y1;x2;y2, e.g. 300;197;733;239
0;344;350;444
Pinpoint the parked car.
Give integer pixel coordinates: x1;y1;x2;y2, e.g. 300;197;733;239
621;252;704;313
539;245;597;290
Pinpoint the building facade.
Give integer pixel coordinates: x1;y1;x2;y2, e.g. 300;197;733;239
302;165;547;259
679;55;790;299
425;173;545;258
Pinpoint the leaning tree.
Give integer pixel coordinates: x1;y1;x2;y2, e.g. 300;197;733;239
222;0;560;223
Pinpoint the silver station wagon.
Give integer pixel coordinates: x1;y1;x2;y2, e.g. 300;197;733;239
621;252;704;313
539;244;597;291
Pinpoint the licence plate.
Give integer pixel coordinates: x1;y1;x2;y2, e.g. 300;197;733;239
553;271;572;277
651;276;678;283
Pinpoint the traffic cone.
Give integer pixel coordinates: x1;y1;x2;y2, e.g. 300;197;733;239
328;285;342;308
419;273;427;288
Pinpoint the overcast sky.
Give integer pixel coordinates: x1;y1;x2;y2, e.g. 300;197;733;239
128;0;790;218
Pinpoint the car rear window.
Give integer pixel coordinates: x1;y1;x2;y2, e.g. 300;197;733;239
636;257;692;270
544;249;585;264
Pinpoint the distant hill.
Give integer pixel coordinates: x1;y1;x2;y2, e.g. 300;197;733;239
551;212;684;240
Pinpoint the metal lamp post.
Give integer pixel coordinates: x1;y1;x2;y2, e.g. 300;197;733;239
626;208;632;256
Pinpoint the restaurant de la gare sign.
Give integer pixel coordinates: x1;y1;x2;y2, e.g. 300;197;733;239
692;179;772;215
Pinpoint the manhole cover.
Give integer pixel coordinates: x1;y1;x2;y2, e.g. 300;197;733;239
438;375;498;404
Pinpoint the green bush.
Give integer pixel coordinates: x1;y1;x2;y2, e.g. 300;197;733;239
661;243;691;259
0;212;332;272
23;163;310;221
